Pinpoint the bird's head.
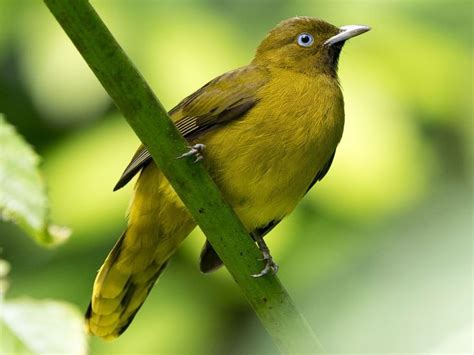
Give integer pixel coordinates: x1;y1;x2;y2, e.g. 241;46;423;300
253;17;370;76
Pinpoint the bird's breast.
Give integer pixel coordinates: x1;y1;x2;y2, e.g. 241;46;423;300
201;70;344;230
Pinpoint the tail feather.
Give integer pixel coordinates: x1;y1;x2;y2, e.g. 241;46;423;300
85;232;169;339
85;164;195;339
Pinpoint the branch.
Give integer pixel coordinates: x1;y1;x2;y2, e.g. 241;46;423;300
43;0;323;352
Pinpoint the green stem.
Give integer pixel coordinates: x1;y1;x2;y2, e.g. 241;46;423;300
43;0;323;352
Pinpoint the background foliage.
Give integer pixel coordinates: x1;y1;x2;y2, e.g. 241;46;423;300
0;0;472;354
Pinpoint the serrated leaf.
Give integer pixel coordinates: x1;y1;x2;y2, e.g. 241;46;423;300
0;298;88;355
0;114;71;245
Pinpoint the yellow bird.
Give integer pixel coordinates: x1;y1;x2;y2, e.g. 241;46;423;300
85;16;370;339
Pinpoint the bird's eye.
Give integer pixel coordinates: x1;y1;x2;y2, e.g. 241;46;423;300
297;33;314;47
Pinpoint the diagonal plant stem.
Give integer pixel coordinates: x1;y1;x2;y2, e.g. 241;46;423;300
43;0;324;353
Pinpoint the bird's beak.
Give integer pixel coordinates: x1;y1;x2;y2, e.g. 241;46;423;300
324;25;371;46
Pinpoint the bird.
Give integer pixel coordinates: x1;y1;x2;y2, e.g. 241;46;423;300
85;16;370;340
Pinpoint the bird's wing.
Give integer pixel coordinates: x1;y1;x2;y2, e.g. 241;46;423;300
113;145;151;191
113;66;269;191
305;151;336;193
200;151;337;273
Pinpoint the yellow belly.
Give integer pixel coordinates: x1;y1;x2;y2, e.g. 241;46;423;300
198;70;344;230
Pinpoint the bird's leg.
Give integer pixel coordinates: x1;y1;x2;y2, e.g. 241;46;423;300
251;232;279;278
177;144;206;163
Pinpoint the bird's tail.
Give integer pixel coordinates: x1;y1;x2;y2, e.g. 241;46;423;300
85;164;195;340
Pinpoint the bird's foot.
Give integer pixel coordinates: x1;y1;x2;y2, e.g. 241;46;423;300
251;233;279;278
252;252;279;278
177;144;206;163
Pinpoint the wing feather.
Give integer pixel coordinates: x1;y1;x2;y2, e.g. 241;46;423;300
305;151;336;193
113;66;269;190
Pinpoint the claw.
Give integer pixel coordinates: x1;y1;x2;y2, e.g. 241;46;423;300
252;262;278;278
251;254;279;278
251;230;279;277
177;144;205;163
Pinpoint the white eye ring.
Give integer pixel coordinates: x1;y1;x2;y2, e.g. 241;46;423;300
297;33;314;47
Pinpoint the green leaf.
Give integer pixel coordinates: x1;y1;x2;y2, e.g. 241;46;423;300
0;258;10;300
0;114;70;245
0;298;88;355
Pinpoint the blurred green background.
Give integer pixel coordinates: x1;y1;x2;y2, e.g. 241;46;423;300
1;0;472;353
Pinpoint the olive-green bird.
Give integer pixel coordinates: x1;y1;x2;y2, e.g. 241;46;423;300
85;16;370;339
